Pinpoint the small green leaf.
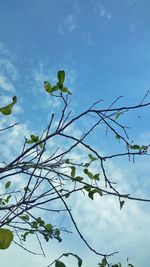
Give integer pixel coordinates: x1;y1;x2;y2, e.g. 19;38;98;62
55;260;66;267
0;228;13;249
102;257;107;266
130;144;140;150
21;231;32;242
84;163;90;167
20;214;30;221
140;145;148;151
0;96;17;115
5;181;11;189
44;81;53;93
61;87;72;95
5;195;11;203
26;135;39;144
52;85;59;92
39;143;44;149
88;154;97;161
24;186;31;192
88;188;103;200
37;217;45;226
65;159;70;164
31;221;38;229
45;224;53;232
84;169;93;179
70;166;76;178
54;229;62;242
120;200;125;209
84;185;92;191
31;135;39;142
115;112;123;120
74;176;83;182
93;173;100;181
26;139;34;144
65;192;70;198
57;70;65;85
116;134;120;140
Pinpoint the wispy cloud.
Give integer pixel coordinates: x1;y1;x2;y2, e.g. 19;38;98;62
93;1;112;20
58;1;80;34
0;74;15;92
0;42;18;93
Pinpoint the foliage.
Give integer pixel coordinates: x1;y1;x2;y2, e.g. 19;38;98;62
0;70;150;266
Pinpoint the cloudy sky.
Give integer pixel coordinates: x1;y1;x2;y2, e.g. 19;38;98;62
0;1;150;267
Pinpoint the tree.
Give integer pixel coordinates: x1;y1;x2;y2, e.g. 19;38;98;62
0;70;150;267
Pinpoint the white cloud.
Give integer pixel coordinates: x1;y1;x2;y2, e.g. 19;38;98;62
0;42;9;56
58;1;80;34
93;1;112;20
0;42;18;93
0;75;15;92
0;58;18;81
59;14;77;34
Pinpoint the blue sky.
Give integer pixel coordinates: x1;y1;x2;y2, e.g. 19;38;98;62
0;1;150;267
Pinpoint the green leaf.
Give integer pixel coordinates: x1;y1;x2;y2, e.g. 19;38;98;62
84;185;92;191
5;181;11;189
21;231;32;242
24;186;31;192
5;195;11;203
37;217;45;226
115;112;123;120
26;134;39;144
26;139;34;144
120;200;125;209
0;96;17;115
54;229;62;242
65;192;70;198
61;87;72;95
116;134;120;140
84;169;93;179
140;145;148;151
31;221;38;229
70;166;76;178
84;163;90;167
20;214;30;221
57;70;65;85
130;144;140;150
0;228;13;249
88;188;103;200
39;143;44;149
31;135;39;142
65;159;70;164
44;81;53;93
88;154;97;161
52;85;59;92
74;176;83;182
55;260;66;267
102;257;107;266
45;224;53;232
93;173;100;181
